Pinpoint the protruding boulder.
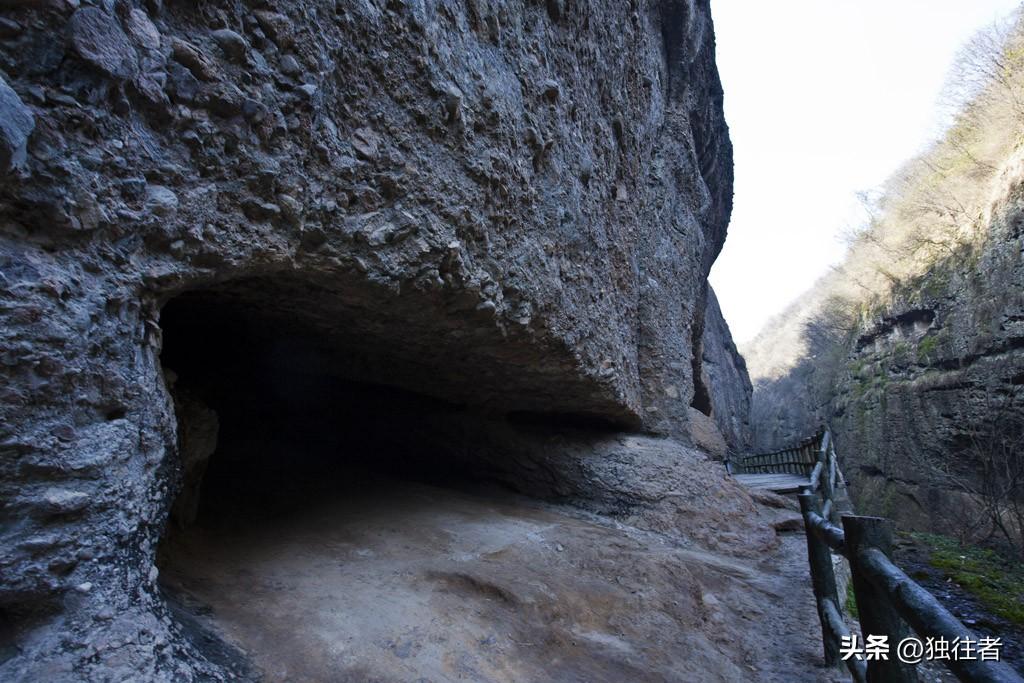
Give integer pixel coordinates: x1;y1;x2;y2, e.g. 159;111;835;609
253;10;293;48
687;407;729;459
0;75;34;171
211;28;248;64
352;126;380;160
67;7;138;80
38;487;91;515
144;184;179;218
170;37;219;82
123;8;160;51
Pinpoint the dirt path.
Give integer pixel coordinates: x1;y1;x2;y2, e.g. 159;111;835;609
160;480;844;682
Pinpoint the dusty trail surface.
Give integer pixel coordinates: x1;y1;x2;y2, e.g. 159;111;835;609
161;480;841;682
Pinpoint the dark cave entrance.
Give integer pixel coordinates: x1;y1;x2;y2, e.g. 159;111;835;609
153;278;531;672
155;282;502;534
151;276;634;676
154;273;633;541
149;276;639;678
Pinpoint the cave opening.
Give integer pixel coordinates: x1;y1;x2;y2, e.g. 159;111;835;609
151;278;515;672
150;275;636;677
154;280;516;536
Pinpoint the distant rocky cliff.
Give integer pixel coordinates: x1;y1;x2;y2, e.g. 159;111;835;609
744;282;833;452
745;12;1024;544
745;124;1024;537
827;151;1024;530
0;1;747;679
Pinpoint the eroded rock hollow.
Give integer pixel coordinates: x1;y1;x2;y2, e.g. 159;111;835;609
0;1;757;680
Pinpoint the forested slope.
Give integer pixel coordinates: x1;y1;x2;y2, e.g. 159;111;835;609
745;8;1024;554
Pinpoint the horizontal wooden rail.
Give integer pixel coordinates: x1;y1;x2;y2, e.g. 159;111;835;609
731;431;827;477
857;546;1023;683
803;507;845;554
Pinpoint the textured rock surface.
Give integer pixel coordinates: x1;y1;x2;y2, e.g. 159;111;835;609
0;73;33;170
0;0;749;680
158;482;826;683
699;286;752;454
404;416;775;554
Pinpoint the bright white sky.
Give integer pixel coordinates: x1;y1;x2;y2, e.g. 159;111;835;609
708;0;1022;343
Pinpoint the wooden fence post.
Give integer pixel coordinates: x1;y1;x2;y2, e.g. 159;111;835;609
822;449;835;523
798;493;841;667
832;442;843;523
842;516;918;683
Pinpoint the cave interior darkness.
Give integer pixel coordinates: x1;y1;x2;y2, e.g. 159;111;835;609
156;285;501;533
150;279;642;678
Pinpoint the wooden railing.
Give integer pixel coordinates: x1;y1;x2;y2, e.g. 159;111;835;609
730;431;824;477
737;429;1024;683
730;431;848;523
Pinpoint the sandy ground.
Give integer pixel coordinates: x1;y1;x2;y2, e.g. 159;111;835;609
160;480;846;682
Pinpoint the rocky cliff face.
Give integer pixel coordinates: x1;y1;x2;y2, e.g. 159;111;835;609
695;286;752;455
746;148;1024;534
743;282;832;451
827;150;1024;530
0;0;744;679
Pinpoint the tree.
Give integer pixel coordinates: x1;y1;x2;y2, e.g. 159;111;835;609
943;9;1024;124
909;387;1024;560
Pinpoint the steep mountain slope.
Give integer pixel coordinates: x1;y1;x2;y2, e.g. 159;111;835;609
745;10;1024;541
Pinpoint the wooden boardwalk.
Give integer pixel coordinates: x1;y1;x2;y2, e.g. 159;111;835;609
729;434;821;496
733;473;809;495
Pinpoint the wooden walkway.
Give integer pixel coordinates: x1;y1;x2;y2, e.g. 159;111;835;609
733;473;809;495
729;433;822;496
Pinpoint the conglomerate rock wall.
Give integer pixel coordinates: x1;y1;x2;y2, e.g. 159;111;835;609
0;0;742;679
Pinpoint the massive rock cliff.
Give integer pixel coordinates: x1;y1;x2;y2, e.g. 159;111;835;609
0;0;748;680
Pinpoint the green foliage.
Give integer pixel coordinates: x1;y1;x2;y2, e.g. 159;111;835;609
845;582;859;619
871;365;889;393
910;532;1024;626
917;335;939;362
922;269;952;299
852;380;867;399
